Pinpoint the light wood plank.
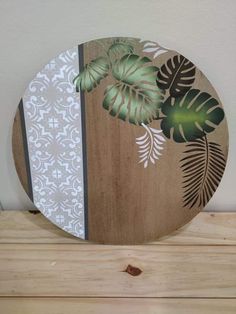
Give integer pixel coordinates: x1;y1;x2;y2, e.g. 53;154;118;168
0;298;236;314
0;244;236;297
0;211;236;245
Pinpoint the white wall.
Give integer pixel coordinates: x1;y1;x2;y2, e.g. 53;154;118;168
0;0;235;211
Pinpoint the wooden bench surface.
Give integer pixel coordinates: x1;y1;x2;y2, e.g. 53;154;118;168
0;211;236;313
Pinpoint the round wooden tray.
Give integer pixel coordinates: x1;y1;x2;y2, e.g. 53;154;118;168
12;37;228;244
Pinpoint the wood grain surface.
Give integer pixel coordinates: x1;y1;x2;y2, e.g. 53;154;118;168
0;211;236;245
0;298;235;314
82;39;228;244
1;244;236;297
0;211;235;313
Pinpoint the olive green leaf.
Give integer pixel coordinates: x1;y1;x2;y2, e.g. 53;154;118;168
103;54;162;125
160;89;225;142
108;41;134;59
73;57;110;92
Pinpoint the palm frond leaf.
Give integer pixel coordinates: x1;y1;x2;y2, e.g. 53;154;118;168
136;123;166;168
180;136;226;208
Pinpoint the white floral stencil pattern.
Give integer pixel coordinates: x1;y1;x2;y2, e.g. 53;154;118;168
22;47;86;239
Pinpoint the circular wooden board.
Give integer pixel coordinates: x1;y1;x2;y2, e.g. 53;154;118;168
12;37;228;244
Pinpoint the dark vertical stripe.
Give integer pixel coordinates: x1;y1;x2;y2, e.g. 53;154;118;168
78;44;88;240
18;99;34;202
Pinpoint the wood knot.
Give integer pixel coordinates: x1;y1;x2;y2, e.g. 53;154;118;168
124;264;142;276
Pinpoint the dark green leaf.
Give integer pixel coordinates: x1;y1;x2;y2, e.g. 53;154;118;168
161;89;225;142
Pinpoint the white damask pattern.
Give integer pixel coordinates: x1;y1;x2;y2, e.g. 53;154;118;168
22;47;85;239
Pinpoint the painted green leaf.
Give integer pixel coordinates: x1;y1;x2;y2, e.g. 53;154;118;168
103;54;162;125
108;42;134;59
73;57;110;92
161;89;225;142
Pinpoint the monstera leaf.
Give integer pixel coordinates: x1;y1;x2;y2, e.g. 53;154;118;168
181;137;226;208
161;89;225;142
157;54;196;97
103;54;161;125
73;57;110;92
108;42;134;59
